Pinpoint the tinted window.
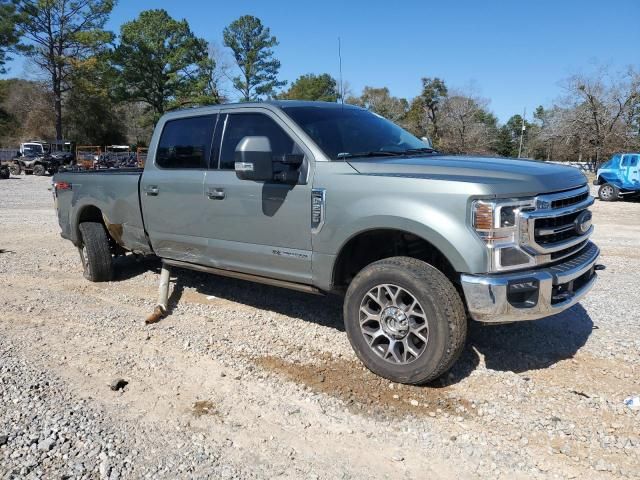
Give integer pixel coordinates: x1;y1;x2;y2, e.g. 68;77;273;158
629;156;638;167
156;115;216;169
621;156;630;167
282;105;426;160
219;113;298;170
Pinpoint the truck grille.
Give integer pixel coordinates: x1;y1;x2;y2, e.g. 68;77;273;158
520;186;593;262
534;211;582;245
551;191;589;209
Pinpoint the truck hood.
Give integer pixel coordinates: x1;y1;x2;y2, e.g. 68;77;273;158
347;155;587;196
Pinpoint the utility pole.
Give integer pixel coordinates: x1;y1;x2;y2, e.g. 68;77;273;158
338;37;344;105
518;107;526;158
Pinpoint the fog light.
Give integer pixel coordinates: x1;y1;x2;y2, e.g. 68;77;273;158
499;247;532;267
507;279;539;308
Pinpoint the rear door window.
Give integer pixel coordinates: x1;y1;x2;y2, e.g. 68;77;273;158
156;115;217;169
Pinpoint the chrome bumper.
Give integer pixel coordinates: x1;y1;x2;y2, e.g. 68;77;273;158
461;242;601;323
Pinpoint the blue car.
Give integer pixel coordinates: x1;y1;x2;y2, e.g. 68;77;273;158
594;153;640;201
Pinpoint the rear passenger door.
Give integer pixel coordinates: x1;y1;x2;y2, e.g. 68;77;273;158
201;108;313;284
141;114;217;263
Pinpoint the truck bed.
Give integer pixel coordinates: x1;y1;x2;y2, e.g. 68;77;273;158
53;168;152;254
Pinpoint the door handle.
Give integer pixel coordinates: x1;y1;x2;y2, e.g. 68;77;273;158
144;185;159;196
207;188;225;200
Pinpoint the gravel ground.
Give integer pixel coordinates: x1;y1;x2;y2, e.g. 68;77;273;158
0;175;639;479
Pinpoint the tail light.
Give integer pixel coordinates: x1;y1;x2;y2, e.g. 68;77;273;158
54;181;72;191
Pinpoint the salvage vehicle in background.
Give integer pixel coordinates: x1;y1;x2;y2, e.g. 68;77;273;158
594;153;640;201
9;152;61;176
52;101;603;385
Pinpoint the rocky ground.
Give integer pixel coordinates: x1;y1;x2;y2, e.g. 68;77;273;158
0;175;639;479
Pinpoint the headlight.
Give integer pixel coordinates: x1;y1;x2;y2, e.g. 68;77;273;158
472;199;536;272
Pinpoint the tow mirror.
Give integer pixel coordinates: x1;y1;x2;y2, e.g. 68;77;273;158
234;136;273;181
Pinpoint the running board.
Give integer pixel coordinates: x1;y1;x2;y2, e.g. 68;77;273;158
162;259;324;295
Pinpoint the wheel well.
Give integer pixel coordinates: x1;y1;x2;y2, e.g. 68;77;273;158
332;229;457;289
76;206;105;243
76;206;125;255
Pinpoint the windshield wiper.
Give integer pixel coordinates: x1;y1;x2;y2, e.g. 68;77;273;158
401;147;436;155
337;151;405;159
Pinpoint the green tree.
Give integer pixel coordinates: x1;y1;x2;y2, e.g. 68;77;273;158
495;125;516;157
277;73;339;102
0;0;20;73
495;114;532;157
419;77;448;141
16;0;115;140
65;55;126;145
223;15;285;101
112;9;217;121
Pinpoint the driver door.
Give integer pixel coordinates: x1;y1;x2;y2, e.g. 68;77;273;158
201;108;314;284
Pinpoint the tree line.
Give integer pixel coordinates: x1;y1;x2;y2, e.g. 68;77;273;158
1;0;638;163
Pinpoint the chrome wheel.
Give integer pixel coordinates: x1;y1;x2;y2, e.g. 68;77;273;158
359;284;429;365
600;184;614;200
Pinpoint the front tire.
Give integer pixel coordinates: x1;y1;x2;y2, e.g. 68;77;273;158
598;183;619;202
0;168;9;179
343;257;467;385
8;163;21;176
33;164;46;176
78;222;113;282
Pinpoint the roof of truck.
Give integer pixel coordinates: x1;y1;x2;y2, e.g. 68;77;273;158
163;100;359;118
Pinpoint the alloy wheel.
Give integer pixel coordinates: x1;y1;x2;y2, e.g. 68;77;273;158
359;284;429;365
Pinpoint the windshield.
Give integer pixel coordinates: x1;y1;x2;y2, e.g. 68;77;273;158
282;105;429;160
601;154;621;169
23;144;44;155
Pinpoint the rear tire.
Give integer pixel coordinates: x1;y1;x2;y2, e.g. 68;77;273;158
343;256;467;385
0;168;9;179
598;183;619;202
78;222;113;282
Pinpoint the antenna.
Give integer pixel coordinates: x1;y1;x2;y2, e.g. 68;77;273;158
338;37;344;105
518;107;526;158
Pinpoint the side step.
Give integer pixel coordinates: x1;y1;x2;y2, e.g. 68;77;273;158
162;258;324;295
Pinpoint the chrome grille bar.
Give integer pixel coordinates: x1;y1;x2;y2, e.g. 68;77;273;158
520;186;594;256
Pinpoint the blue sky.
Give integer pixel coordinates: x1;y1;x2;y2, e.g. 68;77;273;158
3;0;639;122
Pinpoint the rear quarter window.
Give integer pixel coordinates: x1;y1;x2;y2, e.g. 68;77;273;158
156;115;216;169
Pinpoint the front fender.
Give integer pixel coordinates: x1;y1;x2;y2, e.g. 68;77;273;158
597;171;623;188
311;192;488;291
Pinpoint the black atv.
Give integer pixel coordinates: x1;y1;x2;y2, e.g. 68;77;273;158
9;152;61;176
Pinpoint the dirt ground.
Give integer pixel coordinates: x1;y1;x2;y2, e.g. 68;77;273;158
1;176;639;479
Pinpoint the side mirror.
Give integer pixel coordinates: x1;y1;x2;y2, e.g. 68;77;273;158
421;136;433;149
234;136;273;181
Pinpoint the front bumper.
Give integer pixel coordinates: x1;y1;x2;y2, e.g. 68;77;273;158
461;242;601;323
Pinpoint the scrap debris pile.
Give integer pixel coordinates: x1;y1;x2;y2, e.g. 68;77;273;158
96;152;139;169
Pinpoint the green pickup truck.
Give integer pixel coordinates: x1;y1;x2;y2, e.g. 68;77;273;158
53;101;602;384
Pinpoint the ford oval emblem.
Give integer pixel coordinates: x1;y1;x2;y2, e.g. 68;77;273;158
574;210;592;235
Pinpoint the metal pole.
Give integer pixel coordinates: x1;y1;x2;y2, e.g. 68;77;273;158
518;107;526;158
338;37;344;105
145;262;171;324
